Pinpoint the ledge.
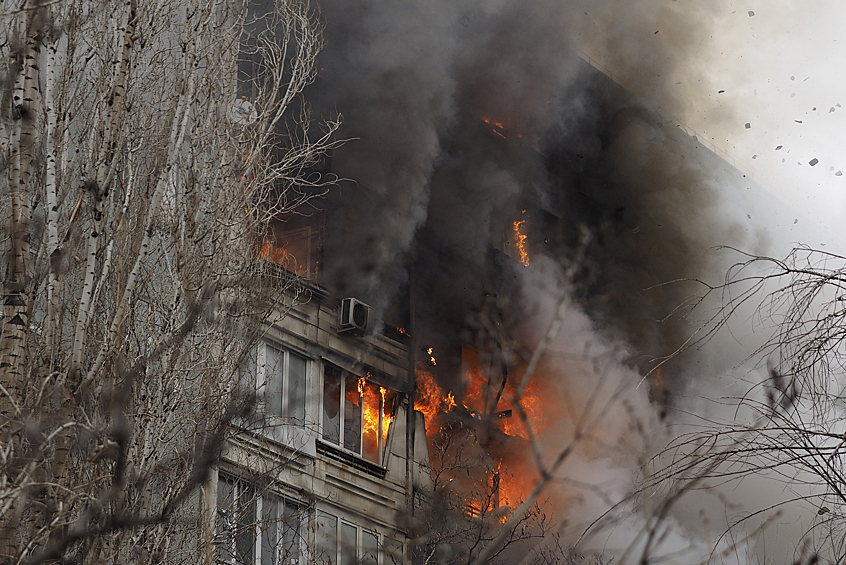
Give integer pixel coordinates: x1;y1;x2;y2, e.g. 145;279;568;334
316;439;387;479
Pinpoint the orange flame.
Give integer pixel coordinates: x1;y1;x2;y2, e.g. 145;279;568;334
258;238;293;266
380;386;392;438
426;347;437;366
415;368;445;427
513;218;530;267
444;392;457;412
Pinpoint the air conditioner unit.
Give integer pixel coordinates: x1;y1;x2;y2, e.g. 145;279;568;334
338;297;373;335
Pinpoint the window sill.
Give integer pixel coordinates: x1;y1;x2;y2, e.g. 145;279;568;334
316;439;387;479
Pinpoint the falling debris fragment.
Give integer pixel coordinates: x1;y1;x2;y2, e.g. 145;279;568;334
795;120;803;124
837;171;844;177
654;30;659;34
782;158;786;162
838;103;842;108
810;158;819;166
775;145;783;150
794;219;798;224
747;214;751;219
748;10;755;16
831;107;836;113
790;76;795;81
745;122;751;129
752;155;758;159
718;90;725;93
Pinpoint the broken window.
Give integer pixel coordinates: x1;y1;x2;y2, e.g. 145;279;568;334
322;363;397;466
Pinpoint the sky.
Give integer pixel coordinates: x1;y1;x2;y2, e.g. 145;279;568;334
574;0;846;249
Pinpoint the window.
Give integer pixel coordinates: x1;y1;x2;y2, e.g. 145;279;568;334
217;474;304;565
312;513;399;565
322;364;397;465
260;344;307;425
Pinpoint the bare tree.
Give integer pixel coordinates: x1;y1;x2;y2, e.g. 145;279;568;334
0;0;339;562
646;245;846;563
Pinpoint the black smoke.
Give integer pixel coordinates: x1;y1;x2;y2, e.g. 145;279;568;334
312;0;744;395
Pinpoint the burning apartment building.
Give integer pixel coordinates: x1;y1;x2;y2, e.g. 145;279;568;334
214;1;793;563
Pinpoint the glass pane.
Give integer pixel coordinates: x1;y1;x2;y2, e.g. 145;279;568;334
261;494;279;565
237;484;257;565
361;384;380;463
217;476;237;563
343;375;362;454
383;537;403;565
340;523;357;565
322;365;341;444
314;511;337;565
238;343;258;397
287;353;307;425
361;531;378;565
281;501;300;565
265;345;285;417
383;389;398;461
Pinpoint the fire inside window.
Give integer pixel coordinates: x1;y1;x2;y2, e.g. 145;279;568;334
216;474;303;565
258;226;316;279
322;364;396;466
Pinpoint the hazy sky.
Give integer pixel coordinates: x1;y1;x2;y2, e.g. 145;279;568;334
575;0;846;249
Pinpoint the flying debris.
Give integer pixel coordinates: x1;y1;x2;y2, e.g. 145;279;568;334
831;107;836;113
775;145;783;150
794;219;798;224
837;171;843;177
810;158;819;166
748;10;755;16
752;155;758;159
795;120;803;123
745;122;751;129
718;90;725;93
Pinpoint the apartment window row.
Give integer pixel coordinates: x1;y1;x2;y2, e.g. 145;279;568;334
217;475;403;565
256;344;397;467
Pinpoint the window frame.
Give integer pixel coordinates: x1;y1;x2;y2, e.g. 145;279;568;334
320;363;395;466
312;511;400;565
216;473;306;565
258;342;309;426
